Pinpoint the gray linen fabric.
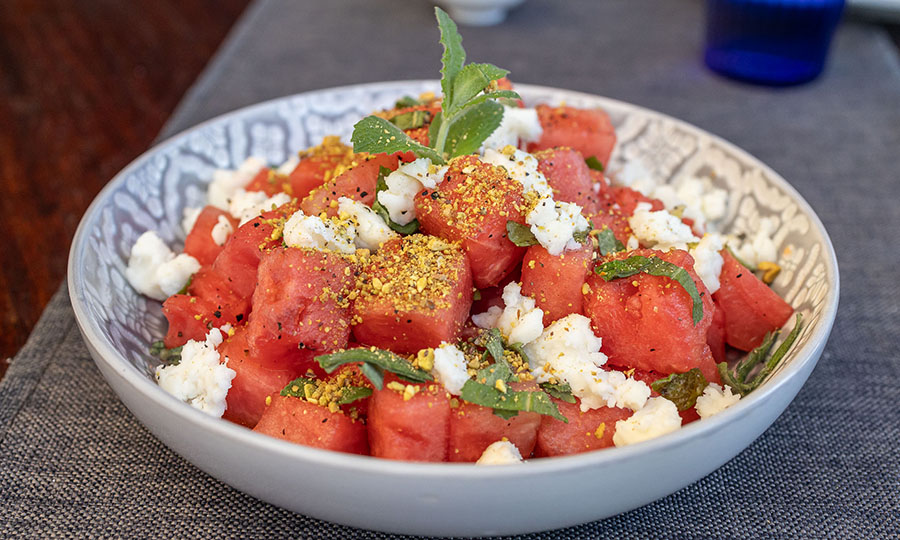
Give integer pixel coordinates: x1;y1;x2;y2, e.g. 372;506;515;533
3;0;899;537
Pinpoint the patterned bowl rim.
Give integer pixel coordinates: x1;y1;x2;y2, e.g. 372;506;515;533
68;80;840;478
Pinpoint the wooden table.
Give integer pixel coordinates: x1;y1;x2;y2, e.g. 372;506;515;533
1;3;897;381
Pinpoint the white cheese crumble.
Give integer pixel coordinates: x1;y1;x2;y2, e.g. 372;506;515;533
125;231;201;301
228;189;292;226
729;217;778;268
526;198;591;256
476;440;524;465
282;210;357;254
155;328;236;417
276;155;299;176
525;314;650;412
481;105;542;152
431;343;470;395
613;396;682;447
695;383;741;418
690;233;726;294
210;215;234;246
482;146;552;198
473;282;545;345
181;206;202;235
628;202;699;251
337;197;396;251
377;158;447;226
208;156;266;210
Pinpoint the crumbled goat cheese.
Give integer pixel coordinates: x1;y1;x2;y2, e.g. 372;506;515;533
125;231;200;301
613;396;682;446
729;217;778;268
431;343;470;395
690;233;726;294
283;210;356;254
156;328;236;417
338;197;397;251
182;206;202;235
208;157;266;210
481;105;543;151
482;146;552;198
276;155;299;176
695;383;741;418
476;440;524;465
526;314;650;412
377;158;447;225
628;202;699;251
613;160;657;195
526;198;591;256
476;282;545;345
228;189;292;226
210;215;234;246
626;234;640;251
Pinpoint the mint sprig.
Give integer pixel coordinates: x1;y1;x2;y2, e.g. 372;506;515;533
718;314;803;396
281;376;373;405
651;368;708;411
594;226;625;256
594;255;704;325
460;365;567;422
350;7;520;164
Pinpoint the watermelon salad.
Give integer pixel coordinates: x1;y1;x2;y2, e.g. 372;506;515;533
126;9;801;464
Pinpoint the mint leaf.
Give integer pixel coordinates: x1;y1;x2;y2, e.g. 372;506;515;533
474;363;516;387
389;109;432;131
595;226;625;256
447;63;509;116
481;328;505;363
573;221;593;244
280;376;373;405
585;156;605;172
351;116;444;164
595;255;704;324
718;314;803;396
395;95;424;108
506;342;530;366
460;376;567;422
506;220;538;247
444;100;504;157
149;340;182;366
371;166;420;234
315;347;433;390
651;368;707;411
436;7;465;110
461;89;521;109
540;381;576;403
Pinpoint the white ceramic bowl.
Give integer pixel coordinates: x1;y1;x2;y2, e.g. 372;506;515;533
68;81;839;537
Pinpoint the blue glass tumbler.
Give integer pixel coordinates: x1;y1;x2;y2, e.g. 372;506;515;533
704;0;845;86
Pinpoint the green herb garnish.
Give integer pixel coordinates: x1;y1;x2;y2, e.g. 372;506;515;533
594;226;625;256
389;109;432;131
594;255;704;325
585;156;605;172
506;342;530;366
395;95;427;108
350;7;520;164
481;328;506;363
651;368;708;411
572;221;593;244
539;381;577;404
718;314;803;396
460;365;567;422
506;220;538;247
371;166;420;235
149;340;182;366
315;347;433;390
280;376;373;405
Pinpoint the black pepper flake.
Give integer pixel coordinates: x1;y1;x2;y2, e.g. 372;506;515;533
736;273;743;278
360;191;368;198
213;310;222;318
236;314;244;322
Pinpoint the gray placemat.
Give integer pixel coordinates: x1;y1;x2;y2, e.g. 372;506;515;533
3;0;899;537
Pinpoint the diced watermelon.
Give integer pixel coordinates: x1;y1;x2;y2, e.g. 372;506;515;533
707;301;727;364
415;155;526;288
183;206;238;266
253;395;369;455
246;247;355;367
527;105;617;169
211;201;298;299
534;399;631;457
287;136;356;200
220;328;314;428
448;381;541;462
187;266;251;327
300;153;399;217
584;248;716;378
610;186;665;217
161;294;216;348
520;241;594;325
352;234;473;354
713;249;793;351
367;374;450;461
379;102;442;146
244;167;279;196
535;147;601;215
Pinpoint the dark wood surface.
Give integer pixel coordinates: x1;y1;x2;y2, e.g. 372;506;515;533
0;0;250;378
0;5;896;382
